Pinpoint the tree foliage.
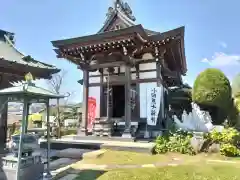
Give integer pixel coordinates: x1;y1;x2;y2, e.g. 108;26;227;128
192;68;232;125
47;70;67;138
192;68;231;110
232;73;240;98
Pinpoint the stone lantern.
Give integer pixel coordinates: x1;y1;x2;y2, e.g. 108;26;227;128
0;73;64;180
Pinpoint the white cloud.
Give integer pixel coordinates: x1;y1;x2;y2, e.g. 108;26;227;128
219;42;227;48
201;52;240;67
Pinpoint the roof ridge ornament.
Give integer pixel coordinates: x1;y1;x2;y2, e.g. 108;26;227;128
24;72;35;87
111;0;136;21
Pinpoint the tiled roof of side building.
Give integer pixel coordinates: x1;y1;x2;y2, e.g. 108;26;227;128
0;30;59;71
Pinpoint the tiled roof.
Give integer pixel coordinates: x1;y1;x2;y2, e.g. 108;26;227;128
0;82;65;99
0;39;58;70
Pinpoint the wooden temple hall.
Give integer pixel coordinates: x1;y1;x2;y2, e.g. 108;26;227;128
0;29;59;145
52;0;187;139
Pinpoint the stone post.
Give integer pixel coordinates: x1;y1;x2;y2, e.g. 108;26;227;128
0;97;8;152
24;103;30;134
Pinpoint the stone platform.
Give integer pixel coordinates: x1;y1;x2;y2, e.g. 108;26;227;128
40;136;155;154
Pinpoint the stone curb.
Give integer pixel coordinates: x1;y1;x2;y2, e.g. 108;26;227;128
70;159;184;171
206;159;238;164
51;164;73;180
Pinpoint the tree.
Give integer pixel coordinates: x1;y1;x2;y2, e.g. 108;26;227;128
47;70;67;138
232;73;240;98
192;68;232;124
168;84;192;116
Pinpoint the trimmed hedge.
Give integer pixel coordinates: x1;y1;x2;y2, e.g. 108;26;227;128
192;68;231;109
192;68;232;124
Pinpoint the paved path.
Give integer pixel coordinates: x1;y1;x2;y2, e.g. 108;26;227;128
71;159;183;170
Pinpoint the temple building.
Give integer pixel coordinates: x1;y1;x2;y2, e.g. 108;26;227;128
0;29;60;145
52;0;187;139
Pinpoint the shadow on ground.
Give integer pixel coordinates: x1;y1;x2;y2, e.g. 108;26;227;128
73;170;106;180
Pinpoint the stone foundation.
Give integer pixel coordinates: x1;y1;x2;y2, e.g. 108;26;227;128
1;155;44;180
92;117;114;137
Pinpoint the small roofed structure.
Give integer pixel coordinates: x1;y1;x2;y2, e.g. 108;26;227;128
51;0;187;139
0;72;64;179
0;29;60;148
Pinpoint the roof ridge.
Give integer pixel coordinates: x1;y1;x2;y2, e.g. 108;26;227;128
4;34;25;57
98;0;136;33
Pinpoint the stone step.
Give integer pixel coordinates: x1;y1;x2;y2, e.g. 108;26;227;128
82;149;106;159
47;158;77;171
55;148;91;159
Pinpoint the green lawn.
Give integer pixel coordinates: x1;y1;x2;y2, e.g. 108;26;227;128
78;150;169;165
74;164;240;180
72;150;240;180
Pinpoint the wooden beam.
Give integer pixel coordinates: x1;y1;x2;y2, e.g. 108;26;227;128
87;61;126;70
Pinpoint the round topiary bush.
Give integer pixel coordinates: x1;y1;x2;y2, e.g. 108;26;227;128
192;68;232;124
192;68;231;109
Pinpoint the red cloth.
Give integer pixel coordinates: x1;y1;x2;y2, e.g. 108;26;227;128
87;97;96;131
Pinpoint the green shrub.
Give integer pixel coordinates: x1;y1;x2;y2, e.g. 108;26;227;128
154;130;195;155
204;127;240;157
192;68;231;108
220;143;240;157
154;136;168;154
226;99;240;127
60;128;77;136
209;128;240;145
232;73;240;98
192;68;232;124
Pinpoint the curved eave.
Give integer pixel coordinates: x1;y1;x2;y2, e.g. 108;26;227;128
52;24;148;48
0;57;60;79
0;40;59;77
149;26;187;75
149;26;184;42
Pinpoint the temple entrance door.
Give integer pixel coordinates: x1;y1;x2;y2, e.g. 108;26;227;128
112;85;125;118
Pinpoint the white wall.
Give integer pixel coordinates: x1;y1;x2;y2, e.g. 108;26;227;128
89;77;101;83
139;62;156;71
139;71;156;79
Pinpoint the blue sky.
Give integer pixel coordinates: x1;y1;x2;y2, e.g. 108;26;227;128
1;0;240;103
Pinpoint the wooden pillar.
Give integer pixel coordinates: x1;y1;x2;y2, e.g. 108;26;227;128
99;69;104;117
122;64;132;138
156;60;162;87
78;69;89;136
135;64;140;119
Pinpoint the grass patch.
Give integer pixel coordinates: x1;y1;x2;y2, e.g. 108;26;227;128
79;150;169;165
72;150;240;179
74;164;240;180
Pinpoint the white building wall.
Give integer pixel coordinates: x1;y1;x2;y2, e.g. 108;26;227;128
139;62;156;71
89;70;100;76
139;71;156;79
89;77;101;84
